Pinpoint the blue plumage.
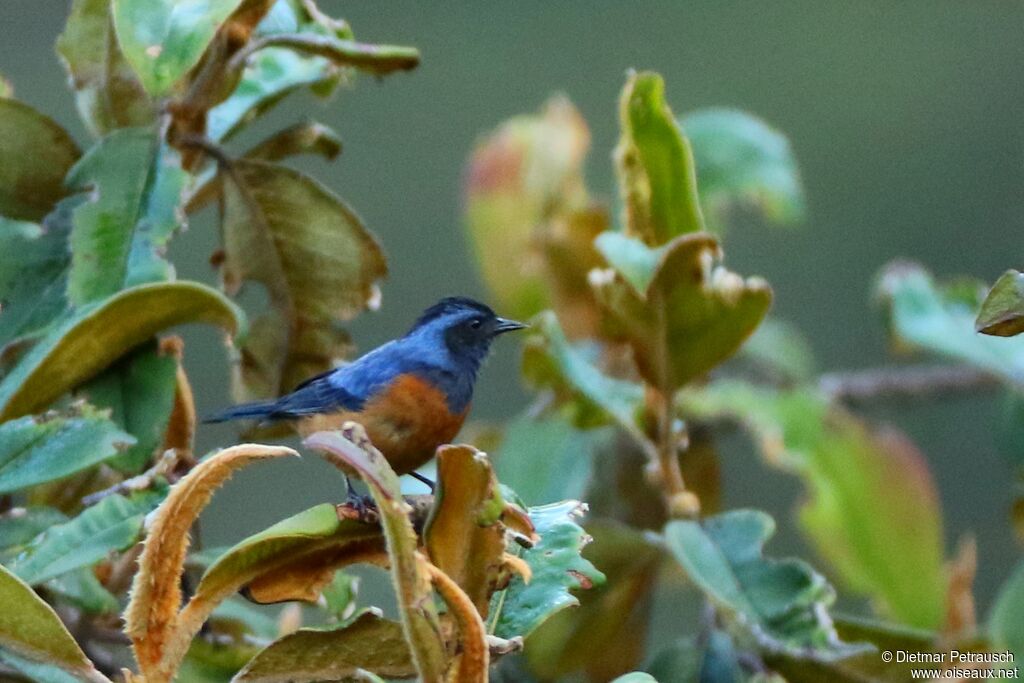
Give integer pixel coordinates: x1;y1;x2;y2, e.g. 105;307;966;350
204;297;526;424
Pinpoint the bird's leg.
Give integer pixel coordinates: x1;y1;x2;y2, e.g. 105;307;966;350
410;471;436;493
340;475;378;524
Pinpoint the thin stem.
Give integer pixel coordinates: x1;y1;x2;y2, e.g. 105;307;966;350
819;363;998;404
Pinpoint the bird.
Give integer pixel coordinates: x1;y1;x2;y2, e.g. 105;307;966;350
205;297;527;484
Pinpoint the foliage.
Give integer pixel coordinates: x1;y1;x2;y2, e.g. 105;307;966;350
0;4;1019;682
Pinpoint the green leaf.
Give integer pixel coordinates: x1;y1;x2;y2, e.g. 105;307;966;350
0;405;134;495
0;650;83;683
44;567;120;614
221;160;385;400
682;382;946;629
664;509;865;658
321;570;358;622
765;615;936;683
305;429;447;681
0;507;69;561
111;0;245;96
878;262;1022;385
494;413;595;507
234;611;415;682
56;0;155;137
682;108;805;232
593;231;772;391
489;500;606;640
78;341;179;473
207;47;339;141
523;521;661;681
523;311;645;438
616;71;704;244
0;98;80;222
195;503;383;606
990;560;1024;665
464;96;594;320
977;269;1024;337
66;128;188;306
739;317;816;382
0;563;108;682
9;487;166;585
0;280;243;421
0;208;73;351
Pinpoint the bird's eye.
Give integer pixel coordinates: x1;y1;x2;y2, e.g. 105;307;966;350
469;317;482;330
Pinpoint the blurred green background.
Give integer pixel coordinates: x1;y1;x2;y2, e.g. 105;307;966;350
3;1;1023;614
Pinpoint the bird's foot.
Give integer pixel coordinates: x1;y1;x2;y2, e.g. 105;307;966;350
337;493;379;524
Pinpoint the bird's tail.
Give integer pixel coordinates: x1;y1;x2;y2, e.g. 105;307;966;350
203;400;283;424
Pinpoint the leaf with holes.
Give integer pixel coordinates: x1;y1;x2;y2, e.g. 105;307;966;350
489;500;605;640
524;521;662;682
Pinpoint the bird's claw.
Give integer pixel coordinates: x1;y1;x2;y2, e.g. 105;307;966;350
337;494;379;524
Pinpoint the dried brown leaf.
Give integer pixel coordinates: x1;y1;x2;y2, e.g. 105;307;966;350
124;443;297;682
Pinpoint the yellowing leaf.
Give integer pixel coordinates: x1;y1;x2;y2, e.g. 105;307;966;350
463;96;593;321
0;99;80;222
0;564;110;682
424;445;508;616
234;612;415;682
0;281;244;421
195;503;383;608
56;0;155;136
592;231;771;391
124;443;297;682
977;269;1024;337
220;160;386;401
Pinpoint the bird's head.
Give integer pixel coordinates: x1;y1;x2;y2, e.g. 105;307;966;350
406;297;527;369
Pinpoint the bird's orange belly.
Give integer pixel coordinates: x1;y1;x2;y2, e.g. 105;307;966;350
297;374;467;475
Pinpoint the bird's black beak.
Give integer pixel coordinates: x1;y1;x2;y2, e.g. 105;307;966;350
493;317;528;335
